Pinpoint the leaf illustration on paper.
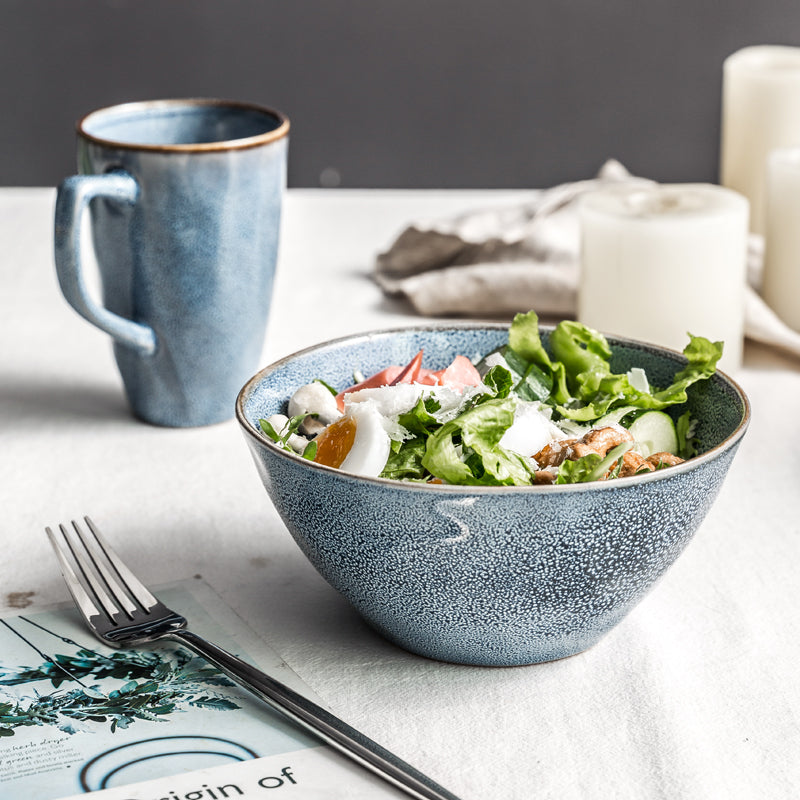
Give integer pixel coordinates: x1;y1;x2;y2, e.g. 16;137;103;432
0;646;240;736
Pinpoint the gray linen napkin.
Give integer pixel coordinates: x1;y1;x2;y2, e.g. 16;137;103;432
375;160;800;359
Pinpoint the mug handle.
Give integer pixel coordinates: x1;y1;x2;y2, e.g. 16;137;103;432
54;171;157;356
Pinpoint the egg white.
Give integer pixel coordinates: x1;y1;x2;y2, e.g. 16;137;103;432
338;403;392;477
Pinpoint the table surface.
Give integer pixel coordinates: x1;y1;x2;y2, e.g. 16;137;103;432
1;187;798;800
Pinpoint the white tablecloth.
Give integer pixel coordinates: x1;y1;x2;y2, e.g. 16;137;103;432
1;188;798;799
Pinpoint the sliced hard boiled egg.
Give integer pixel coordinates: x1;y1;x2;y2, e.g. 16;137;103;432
313;402;391;477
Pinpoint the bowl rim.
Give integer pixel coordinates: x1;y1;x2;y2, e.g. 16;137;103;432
235;322;751;494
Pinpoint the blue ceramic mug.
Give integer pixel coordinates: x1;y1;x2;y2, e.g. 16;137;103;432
54;99;289;427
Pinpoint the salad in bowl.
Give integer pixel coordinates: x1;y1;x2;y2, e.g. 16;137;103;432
260;311;722;487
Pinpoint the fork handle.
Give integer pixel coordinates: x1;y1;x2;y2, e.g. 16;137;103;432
169;630;462;800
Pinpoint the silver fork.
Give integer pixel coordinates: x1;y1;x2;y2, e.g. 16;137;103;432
46;517;461;800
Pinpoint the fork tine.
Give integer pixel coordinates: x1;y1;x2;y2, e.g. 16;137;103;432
70;518;139;618
83;516;159;611
58;522;125;622
46;524;113;624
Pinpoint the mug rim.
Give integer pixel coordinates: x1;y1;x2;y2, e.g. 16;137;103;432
77;98;290;153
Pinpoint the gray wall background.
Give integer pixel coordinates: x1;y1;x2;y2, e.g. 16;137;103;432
3;0;800;189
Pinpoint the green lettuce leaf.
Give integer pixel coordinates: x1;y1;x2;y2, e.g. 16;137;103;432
508;310;554;369
505;311;722;424
421;397;536;486
676;410;699;459
502;348;553;402
397;396;442;437
381;438;428;481
549;319;613;395
259;415;317;461
481;364;514;399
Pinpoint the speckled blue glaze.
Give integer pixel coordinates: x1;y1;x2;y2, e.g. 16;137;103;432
236;325;750;666
54;99;289;427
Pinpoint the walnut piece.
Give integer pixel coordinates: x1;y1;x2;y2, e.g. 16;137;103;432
532;426;684;483
646;452;684;469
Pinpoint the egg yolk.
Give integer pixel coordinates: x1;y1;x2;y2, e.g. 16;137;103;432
314;416;357;468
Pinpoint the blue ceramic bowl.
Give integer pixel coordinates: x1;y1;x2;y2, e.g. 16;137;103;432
236;325;750;666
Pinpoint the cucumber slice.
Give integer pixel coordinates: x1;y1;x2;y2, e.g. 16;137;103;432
626;410;679;457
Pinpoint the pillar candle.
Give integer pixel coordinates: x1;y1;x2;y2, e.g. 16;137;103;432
578;184;749;373
763;148;800;331
721;45;800;235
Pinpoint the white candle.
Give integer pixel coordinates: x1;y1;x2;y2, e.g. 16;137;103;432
763;148;800;331
721;45;800;235
578;184;749;373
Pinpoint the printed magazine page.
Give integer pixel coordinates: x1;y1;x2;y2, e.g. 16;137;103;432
0;580;402;799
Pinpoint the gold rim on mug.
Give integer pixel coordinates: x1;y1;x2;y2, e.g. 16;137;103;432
77;98;290;153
